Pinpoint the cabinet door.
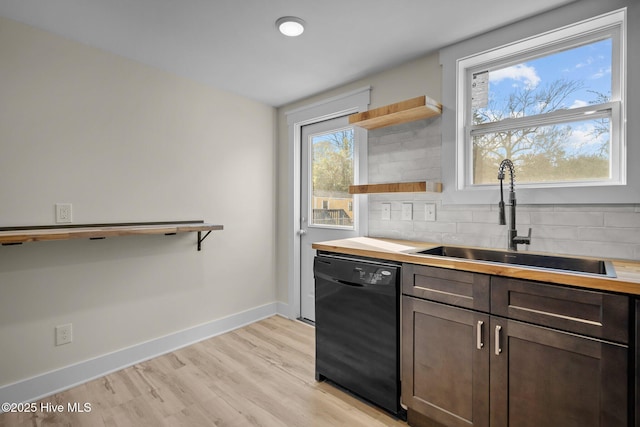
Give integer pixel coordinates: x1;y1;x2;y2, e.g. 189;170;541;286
402;296;489;427
490;318;628;427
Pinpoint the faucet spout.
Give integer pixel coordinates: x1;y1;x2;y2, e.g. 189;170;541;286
498;173;506;226
497;159;531;251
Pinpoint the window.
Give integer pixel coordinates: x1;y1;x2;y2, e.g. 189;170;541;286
456;9;626;190
310;127;355;228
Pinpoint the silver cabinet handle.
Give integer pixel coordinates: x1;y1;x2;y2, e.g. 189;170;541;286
476;320;484;349
495;325;502;355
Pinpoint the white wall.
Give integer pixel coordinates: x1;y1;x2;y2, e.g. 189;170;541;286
0;17;277;389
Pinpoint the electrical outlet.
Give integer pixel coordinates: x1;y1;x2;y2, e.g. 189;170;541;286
55;203;73;223
402;203;413;221
425;203;436;221
381;203;391;221
55;323;73;346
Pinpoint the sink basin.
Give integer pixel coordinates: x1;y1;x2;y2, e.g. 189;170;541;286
415;246;616;277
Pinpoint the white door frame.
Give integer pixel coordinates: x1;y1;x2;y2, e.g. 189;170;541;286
285;86;370;320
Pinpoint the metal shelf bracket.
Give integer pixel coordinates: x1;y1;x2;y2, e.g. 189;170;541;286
197;230;212;251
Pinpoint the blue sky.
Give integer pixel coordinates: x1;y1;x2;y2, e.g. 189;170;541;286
488;38;612;109
479;38;612;156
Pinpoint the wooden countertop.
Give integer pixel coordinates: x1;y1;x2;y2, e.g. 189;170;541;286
312;237;640;296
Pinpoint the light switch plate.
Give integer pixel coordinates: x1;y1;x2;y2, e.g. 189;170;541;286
55;203;73;223
402;203;413;221
425;203;436;221
381;203;391;221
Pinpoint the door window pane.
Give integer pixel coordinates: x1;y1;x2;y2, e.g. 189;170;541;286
310;128;354;228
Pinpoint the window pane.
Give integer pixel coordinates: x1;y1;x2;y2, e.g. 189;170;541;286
472;38;612;125
311;128;354;227
473;117;610;185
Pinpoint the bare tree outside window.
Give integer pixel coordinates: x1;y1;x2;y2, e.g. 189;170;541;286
470;38;613;185
311;128;354;227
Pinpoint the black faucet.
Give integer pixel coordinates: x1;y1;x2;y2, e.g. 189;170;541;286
498;159;531;251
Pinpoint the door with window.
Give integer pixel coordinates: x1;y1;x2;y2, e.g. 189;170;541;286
299;116;361;322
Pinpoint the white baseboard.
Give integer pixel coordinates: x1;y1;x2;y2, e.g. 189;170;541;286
1;301;289;407
276;301;290;318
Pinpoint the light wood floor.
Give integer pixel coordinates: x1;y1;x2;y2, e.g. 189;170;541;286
0;315;407;426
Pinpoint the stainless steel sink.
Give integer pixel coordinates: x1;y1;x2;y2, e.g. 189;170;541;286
414;246;616;277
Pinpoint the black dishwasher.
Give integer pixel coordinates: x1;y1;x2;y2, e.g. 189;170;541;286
314;252;404;419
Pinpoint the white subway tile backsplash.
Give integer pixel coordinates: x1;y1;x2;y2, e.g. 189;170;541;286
490;234;510;249
370;141;403;155
366;117;640;260
442;233;493;248
414;221;457;233
554;204;636;212
456;222;506;236
529;211;603;227
544;239;637;260
604;211;640;228
472;210;504;224
442;203;491;212
529;225;579;240
409;230;444;242
373;166;403;182
578;227;640;244
516;204;555;212
387;149;429;163
435;209;474;223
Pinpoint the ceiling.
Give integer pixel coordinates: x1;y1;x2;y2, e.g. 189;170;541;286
0;0;578;107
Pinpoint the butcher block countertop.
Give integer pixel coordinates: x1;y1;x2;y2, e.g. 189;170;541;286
312;237;640;296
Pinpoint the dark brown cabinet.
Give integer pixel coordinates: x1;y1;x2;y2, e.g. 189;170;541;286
402;295;490;427
402;264;630;427
489;317;627;427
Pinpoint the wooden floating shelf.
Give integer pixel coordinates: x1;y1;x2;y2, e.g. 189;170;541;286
0;221;223;251
349;181;442;194
348;95;442;130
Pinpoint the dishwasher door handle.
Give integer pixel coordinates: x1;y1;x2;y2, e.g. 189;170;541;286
336;279;365;288
314;271;364;287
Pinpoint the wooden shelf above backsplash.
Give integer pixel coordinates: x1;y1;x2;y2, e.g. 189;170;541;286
349;181;442;194
348;95;442;130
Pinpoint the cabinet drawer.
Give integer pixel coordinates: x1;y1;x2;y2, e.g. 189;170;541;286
402;264;490;312
491;276;629;344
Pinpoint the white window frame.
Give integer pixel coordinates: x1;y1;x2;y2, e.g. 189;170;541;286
455;8;626;191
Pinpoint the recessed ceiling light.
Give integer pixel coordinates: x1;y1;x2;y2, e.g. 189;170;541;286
276;16;305;37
